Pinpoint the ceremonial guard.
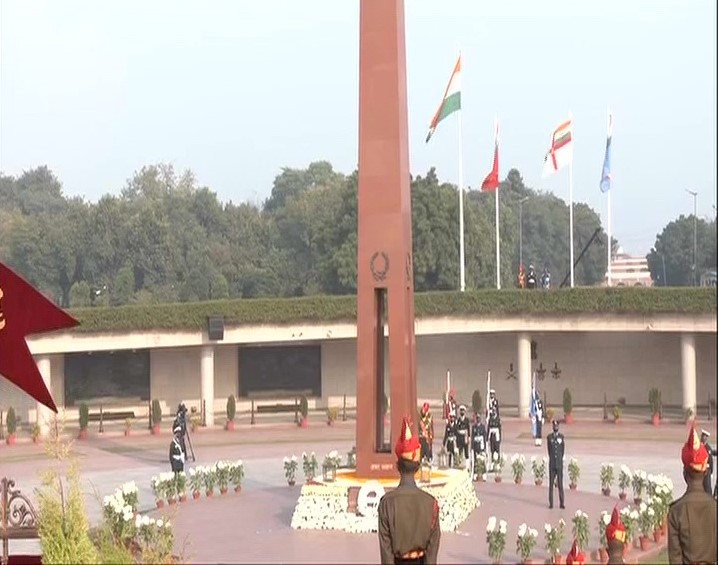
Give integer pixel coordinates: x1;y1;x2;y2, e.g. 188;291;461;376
517;264;526;289
546;420;565;509
667;424;717;564
418;403;434;463
169;424;186;474
455;405;471;470
444;390;457;421
699;429;716;495
442;414;458;468
530;388;544;447
565;539;585;565
173;403;188;456
526;265;537;289
378;418;441;564
605;507;627;564
541;267;551;289
471;413;487;457
486;390;502;463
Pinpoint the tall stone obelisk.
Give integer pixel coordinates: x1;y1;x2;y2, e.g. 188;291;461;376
355;0;418;478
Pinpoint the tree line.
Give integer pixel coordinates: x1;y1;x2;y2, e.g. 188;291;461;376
0;162;713;308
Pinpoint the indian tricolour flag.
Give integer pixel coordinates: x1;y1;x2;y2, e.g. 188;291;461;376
425;55;461;143
542;117;574;177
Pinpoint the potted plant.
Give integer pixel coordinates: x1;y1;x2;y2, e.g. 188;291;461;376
568;457;580;490
618;465;631;501
486;516;507;564
6;407;17;445
597;511;610;563
230;460;244;493
648;388;661;426
175;471;187;502
544;519;566;564
516;523;538;564
571;510;589;554
78;403;89;440
298;395;309;428
632;470;646;505
346;446;357;469
326;406;339;426
531;455;546;486
637;504;653;551
322;450;340;482
493;453;506;483
216;461;230;494
226;395;236;431
188;467;203;500
150;475;164;508
284;455;298;486
31;422;41;444
475;452;488;482
302;451;318;482
600;463;614;496
151;399;162;435
563;388;573;425
203;465;217;497
612;405;621;423
511;453;526;484
124;418;132;437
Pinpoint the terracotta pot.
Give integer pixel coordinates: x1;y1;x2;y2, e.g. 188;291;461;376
651;414;660;426
156;500;165;509
494;475;502;483
288;480;296;486
77;429;88;440
206;490;214;497
534;480;543;486
653;530;661;543
168;498;176;506
619;492;627;501
179;494;187;503
564;413;573;425
633;497;642;506
639;536;650;551
299;418;308;428
234;485;242;493
602;487;611;497
598;547;608;563
226;420;235;431
569;483;577;491
220;487;228;495
552;553;564;564
152;424;160;435
660;520;667;535
192;491;200;500
514;478;522;485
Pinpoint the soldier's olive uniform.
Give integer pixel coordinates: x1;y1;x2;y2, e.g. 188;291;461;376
667;474;717;564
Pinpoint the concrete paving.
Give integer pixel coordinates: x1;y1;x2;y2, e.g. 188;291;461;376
3;415;715;562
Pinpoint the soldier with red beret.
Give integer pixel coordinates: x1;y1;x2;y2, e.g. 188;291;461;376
667;424;717;564
605;507;627;564
378;418;441;564
565;539;585;565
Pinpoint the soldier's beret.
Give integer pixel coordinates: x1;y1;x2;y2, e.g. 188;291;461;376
605;507;626;544
682;424;709;472
395;417;421;463
566;539;585;565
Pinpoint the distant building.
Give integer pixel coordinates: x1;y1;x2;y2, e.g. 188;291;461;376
605;247;653;287
700;269;717;287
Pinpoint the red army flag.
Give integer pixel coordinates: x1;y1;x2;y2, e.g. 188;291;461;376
0;262;79;411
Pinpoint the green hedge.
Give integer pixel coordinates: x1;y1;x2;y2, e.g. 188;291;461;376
67;287;716;334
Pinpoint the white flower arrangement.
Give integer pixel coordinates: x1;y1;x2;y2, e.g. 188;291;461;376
150;472;176;501
638;502;655;537
599;462;615;490
486;516;507;563
475;452;488;480
302;452;318;481
215;460;230;491
493;453;506;476
571;509;589;551
200;465;217;493
531;456;546;483
544;518;566;557
284;455;299;483
228;460;244;488
174;471;187;499
516;522;538;562
567;457;580;486
598;510;611;546
102;488;135;540
188;466;204;493
510;454;525;482
631;469;646;499
620;506;638;542
618;465;631;494
323;450;342;470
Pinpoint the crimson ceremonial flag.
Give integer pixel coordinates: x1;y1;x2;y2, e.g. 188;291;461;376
0;262;79;411
481;119;500;191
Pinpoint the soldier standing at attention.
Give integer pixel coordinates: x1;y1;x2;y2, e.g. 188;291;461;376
547;420;565;509
668;424;717;564
169;424;186;474
454;405;471;470
378;417;441;565
487;390;502;463
605;507;627;564
442;414;458;468
418;403;434;464
699;429;716;495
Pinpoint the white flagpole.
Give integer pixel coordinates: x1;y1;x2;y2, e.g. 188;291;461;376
494;117;500;290
458;75;465;293
568;111;575;288
606;108;613;287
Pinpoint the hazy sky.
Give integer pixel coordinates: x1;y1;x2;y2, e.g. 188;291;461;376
1;0;716;255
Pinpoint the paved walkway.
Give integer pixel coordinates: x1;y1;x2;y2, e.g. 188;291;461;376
3;417;715;562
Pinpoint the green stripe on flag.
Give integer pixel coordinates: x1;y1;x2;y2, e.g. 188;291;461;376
436;91;461;125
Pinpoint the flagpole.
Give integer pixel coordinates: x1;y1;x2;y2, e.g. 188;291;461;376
458;87;465;293
495;181;500;290
606;108;612;287
568;111;575;288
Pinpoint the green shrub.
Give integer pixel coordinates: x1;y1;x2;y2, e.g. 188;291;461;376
648;388;662;416
88;527;134;565
37;463;99;564
6;407;17;435
151;399;162;425
472;390;483;415
563;388;573;415
299;395;309;418
78;403;89;430
226;395;236;421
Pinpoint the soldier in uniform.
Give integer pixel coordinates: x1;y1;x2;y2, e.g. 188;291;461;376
418;403;434;464
667;424;717;564
444;390;457;421
530;389;544;447
699;429;716;495
471;413;487;457
173;403;188;456
378;417;441;564
526;264;537;289
169;424;186;474
565;539;585;565
546;420;565;509
541;266;551;289
605;507;627;564
487;390;502;464
454;405;471;470
442;414;458;468
518;264;526;289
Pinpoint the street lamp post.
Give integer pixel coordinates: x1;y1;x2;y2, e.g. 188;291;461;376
686;190;697;286
519;196;530;269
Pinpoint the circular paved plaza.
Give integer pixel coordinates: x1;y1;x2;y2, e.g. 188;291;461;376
3;413;715;563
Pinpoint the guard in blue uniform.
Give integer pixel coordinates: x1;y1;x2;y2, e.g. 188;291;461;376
169;424;186;473
487;390;502;463
547;419;565;509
